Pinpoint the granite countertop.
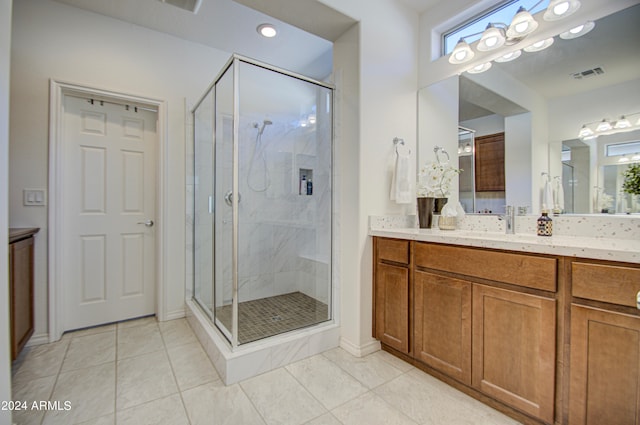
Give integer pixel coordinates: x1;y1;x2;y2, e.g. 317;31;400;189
369;224;640;264
9;227;40;244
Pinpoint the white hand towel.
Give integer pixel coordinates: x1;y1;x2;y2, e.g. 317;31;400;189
390;144;412;204
555;178;564;211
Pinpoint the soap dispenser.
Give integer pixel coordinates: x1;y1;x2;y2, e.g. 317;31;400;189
537;210;553;237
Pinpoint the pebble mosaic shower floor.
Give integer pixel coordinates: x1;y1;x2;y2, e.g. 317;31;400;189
215;291;329;344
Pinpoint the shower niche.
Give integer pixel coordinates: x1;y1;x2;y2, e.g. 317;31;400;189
298;168;313;195
189;55;336;382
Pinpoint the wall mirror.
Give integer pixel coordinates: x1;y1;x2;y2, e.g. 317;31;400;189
418;2;640;215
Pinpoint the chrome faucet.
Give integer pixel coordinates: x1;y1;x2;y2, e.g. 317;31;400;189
499;205;515;234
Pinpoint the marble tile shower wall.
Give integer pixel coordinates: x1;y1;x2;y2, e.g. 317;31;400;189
235;118;331;304
187;113;332;311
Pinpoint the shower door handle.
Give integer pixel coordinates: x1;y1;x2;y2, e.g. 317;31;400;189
224;190;240;206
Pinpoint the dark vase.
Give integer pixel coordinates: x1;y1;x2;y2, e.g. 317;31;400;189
434;197;448;214
417;197;435;229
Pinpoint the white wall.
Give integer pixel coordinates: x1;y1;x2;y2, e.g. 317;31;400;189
505;113;533;210
321;0;419;354
548;79;640;145
418;76;459;203
10;0;230;339
1;0;13;422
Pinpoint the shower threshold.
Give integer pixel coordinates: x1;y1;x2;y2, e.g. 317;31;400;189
186;297;339;385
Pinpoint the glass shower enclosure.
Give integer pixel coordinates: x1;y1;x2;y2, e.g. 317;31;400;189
193;55;333;348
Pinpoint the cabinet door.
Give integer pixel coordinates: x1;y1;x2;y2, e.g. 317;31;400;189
10;237;35;360
475;132;505;192
569;304;640;425
472;284;556;423
414;271;471;384
374;262;410;353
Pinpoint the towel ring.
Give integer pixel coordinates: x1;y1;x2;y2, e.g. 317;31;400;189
394;137;410;155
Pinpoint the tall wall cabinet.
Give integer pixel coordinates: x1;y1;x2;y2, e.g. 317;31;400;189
9;228;39;360
373;237;640;425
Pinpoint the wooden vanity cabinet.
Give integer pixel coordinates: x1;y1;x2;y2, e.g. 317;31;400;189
414;270;471;384
568;260;640;425
472;284;556;424
9;228;39;360
375;238;558;424
373;238;411;354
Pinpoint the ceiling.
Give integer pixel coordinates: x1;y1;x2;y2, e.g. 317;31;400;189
51;0;344;80
395;0;442;13
494;3;640;100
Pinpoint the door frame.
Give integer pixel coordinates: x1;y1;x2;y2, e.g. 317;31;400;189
48;79;168;342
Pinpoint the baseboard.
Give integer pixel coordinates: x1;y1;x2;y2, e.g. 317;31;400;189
339;337;380;357
25;333;49;347
163;308;186;321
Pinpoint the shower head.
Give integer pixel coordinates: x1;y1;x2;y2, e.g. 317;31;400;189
258;119;272;135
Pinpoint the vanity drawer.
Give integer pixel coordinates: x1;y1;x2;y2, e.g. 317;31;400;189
415;242;557;292
572;262;640;308
376;238;410;265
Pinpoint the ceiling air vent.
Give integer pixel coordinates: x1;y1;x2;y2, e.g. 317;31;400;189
571;67;604;80
159;0;202;13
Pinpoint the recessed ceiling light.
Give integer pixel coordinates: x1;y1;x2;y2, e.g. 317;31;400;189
467;62;492;74
257;24;277;38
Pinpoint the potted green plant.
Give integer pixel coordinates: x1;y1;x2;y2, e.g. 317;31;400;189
622;163;640;196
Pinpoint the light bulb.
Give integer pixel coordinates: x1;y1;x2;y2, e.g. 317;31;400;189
257;24;277;38
524;37;554;53
544;0;581;21
553;1;570;16
614;116;631;129
570;25;584;34
578;125;594;138
507;7;539;38
495;50;521;63
449;39;475;64
478;24;506;52
560;21;595;39
596;119;612;132
467;62;492;74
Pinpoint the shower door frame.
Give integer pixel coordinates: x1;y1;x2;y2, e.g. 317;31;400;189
192;54;336;349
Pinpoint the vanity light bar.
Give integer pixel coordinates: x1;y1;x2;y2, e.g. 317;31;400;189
579;112;640;140
452;0;588;73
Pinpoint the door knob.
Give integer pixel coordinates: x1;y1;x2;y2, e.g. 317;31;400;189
137;220;154;227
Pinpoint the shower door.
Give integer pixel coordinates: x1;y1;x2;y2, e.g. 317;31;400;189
193;89;214;318
213;62;236;342
194;55;333;348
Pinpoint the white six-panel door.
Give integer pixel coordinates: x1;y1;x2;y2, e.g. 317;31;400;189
61;94;157;331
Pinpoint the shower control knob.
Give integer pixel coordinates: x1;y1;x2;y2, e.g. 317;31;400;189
224;190;241;206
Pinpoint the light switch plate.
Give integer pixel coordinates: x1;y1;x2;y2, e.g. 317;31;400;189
23;189;47;206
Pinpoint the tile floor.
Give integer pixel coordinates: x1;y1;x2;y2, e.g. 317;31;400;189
11;316;522;425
